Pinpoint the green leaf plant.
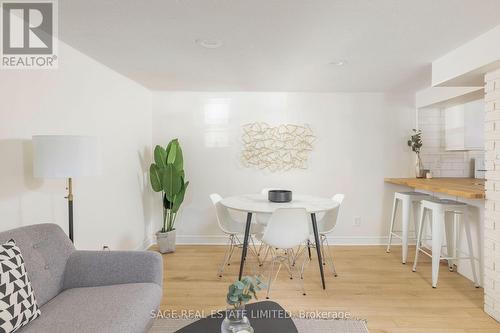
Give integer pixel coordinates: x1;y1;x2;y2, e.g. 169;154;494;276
226;276;266;309
407;129;423;154
149;139;189;233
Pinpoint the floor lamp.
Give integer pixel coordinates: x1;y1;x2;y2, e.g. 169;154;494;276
33;135;101;243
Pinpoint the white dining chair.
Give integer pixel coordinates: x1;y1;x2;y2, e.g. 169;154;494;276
310;194;344;277
255;188;277;226
254;188;278;261
261;208;311;299
210;193;261;277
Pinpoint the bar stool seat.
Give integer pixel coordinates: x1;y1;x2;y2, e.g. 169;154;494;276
412;198;479;288
386;191;430;264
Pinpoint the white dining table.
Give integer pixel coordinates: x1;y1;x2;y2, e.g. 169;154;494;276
220;194;339;290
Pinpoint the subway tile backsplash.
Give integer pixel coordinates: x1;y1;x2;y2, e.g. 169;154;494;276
418;107;484;177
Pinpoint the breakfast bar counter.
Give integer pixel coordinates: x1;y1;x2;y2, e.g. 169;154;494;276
384;177;485;199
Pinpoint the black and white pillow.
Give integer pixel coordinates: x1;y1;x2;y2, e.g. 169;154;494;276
0;239;40;333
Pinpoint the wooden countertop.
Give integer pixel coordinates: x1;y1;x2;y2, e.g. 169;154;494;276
384;178;485;199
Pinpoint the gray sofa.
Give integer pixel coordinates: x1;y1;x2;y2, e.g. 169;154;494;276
0;223;163;333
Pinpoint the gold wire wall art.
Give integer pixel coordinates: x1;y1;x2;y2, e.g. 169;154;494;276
241;122;316;171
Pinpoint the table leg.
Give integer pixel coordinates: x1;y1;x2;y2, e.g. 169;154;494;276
307;240;312;260
311;213;326;289
238;212;253;281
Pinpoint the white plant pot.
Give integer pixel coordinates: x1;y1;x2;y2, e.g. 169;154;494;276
156;230;176;254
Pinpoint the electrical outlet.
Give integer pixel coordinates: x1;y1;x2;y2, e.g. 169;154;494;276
102;245;110;251
353;216;361;227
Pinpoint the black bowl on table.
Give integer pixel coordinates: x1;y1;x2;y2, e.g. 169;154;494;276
268;190;292;203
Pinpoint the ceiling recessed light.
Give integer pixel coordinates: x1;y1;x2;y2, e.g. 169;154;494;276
195;39;223;49
329;60;347;66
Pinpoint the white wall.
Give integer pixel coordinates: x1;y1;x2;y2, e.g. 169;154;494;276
152;92;414;244
0;41;154;250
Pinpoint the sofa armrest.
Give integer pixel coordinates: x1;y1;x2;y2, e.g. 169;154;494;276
63;250;163;290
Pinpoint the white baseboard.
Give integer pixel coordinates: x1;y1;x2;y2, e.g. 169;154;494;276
175;235;230;245
173;234;413;246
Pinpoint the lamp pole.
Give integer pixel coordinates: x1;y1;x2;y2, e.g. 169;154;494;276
65;177;74;242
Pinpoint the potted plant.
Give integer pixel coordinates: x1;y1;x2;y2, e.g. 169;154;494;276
221;276;265;333
407;129;424;178
149;139;189;253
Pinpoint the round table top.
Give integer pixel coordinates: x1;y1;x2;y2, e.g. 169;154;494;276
220;194;338;214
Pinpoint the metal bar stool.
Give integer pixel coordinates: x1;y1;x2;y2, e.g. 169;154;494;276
386;191;430;264
412;198;479;288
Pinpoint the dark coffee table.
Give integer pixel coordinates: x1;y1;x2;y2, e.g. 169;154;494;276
174;301;298;333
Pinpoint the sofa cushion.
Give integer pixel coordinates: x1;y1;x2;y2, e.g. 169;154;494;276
0;224;74;307
16;283;161;333
0;240;41;333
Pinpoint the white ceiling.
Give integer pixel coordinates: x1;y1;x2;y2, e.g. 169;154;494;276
59;0;500;92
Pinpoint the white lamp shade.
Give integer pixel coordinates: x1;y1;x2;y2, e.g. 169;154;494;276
33;135;101;178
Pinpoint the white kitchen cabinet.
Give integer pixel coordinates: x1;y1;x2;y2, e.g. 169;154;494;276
445;99;484;151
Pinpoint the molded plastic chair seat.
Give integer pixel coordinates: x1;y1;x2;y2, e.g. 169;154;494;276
307;194;344;277
210;193;261;277
256;188;280;226
261;208;310;298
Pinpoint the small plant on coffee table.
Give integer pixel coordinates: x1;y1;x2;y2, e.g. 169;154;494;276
226;276;265;309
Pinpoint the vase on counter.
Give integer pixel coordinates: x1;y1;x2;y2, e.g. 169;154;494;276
221;305;254;333
415;153;424;178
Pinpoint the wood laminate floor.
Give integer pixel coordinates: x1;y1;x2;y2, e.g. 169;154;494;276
154;245;500;333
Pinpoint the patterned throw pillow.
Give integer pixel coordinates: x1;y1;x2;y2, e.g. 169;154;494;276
0;240;40;333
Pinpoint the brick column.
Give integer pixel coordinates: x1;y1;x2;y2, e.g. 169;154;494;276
484;68;500;321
